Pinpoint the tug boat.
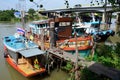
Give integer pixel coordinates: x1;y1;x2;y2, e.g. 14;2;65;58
3;28;46;77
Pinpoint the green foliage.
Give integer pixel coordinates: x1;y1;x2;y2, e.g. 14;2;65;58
27;8;39;21
62;61;73;71
0;9;16;21
115;42;120;56
96;44;113;57
117;31;120;37
108;0;116;6
95;43;120;70
28;8;35;16
85;55;93;61
90;0;120;10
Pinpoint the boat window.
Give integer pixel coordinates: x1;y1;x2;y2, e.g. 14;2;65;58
6;39;11;42
38;24;40;28
55;22;59;27
5;37;9;39
46;23;48;27
15;40;22;43
59;22;70;26
91;24;99;28
69;42;74;45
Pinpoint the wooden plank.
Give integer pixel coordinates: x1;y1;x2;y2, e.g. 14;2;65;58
48;48;84;62
47;47;120;80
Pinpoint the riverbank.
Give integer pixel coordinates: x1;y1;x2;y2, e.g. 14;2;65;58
110;36;120;43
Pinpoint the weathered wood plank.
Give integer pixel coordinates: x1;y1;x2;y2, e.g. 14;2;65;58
47;47;120;80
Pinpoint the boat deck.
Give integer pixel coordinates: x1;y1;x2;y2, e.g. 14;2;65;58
18;58;45;75
7;55;45;77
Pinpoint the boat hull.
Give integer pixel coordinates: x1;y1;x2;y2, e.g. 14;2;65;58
5;54;46;77
5;55;45;77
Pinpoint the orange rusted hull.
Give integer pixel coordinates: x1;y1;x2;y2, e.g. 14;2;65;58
63;46;92;51
5;55;46;77
57;36;93;51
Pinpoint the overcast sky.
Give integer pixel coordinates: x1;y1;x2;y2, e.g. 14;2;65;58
0;0;93;10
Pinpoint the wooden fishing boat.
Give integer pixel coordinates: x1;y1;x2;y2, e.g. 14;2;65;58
56;35;93;57
26;17;93;57
56;35;93;50
3;32;46;77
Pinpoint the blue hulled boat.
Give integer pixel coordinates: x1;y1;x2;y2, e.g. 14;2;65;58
3;31;46;77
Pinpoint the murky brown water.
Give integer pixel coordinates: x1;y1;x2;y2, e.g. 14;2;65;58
0;22;69;80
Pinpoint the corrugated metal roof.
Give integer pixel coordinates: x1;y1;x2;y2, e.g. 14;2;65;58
19;48;46;58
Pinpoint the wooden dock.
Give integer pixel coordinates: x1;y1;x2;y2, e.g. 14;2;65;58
48;47;85;63
47;47;120;80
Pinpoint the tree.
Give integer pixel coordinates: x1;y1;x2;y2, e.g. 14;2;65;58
30;0;33;2
0;9;16;21
27;8;36;20
90;0;120;9
28;8;35;16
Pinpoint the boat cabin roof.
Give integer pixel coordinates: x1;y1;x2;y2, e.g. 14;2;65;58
32;20;49;24
18;48;45;58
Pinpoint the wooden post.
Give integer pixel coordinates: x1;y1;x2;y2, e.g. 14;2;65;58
91;41;96;57
104;0;107;30
108;13;112;28
102;0;108;30
75;33;79;80
115;13;120;36
49;21;55;49
46;52;50;74
60;58;63;70
41;28;45;50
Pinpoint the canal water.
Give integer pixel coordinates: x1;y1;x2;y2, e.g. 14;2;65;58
0;22;69;80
